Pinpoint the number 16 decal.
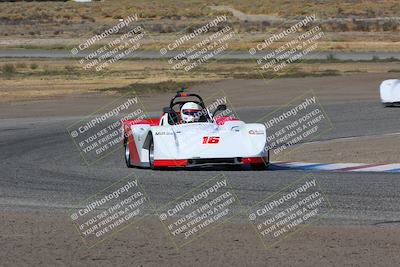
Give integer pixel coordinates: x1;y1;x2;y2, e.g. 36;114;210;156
202;136;220;144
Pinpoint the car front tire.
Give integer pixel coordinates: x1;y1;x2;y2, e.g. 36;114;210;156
148;135;155;169
124;138;133;168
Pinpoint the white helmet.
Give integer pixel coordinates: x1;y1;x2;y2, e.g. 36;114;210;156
181;102;202;123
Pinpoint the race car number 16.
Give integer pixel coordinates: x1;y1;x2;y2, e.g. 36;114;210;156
202;136;220;144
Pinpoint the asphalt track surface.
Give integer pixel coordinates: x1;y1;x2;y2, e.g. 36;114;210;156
1;100;399;227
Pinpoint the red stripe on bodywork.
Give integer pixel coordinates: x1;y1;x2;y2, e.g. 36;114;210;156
122;118;160;126
241;157;266;164
127;130;140;164
154;159;188;167
338;163;387;171
122;118;160;165
214;116;240;125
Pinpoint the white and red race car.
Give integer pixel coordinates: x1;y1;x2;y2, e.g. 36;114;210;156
122;91;269;169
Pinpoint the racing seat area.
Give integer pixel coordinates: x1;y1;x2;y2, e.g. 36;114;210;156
170;105;209;124
196;113;209;122
175;101;210;123
163;92;213;125
164;101;209;125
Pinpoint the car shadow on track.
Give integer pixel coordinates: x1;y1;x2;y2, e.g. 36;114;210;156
149;163;292;171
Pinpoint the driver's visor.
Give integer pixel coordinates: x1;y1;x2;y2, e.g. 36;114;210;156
182;109;202;116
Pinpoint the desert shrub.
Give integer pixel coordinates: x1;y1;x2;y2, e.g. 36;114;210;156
16;62;27;68
382;20;398;31
64;65;75;72
30;63;38;70
80;14;95;22
326;53;337;61
1;64;16;76
357;21;371;31
53;29;64;35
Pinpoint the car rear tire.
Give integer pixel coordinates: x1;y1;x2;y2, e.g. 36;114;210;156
124;138;133;168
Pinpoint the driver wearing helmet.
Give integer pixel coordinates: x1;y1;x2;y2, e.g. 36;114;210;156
180;102;202;123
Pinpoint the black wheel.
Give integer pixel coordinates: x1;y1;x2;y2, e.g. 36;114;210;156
124;138;133;168
148;135;155;169
264;149;271;169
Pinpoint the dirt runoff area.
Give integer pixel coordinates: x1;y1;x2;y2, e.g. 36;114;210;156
277;134;400;164
1;211;400;267
0;72;396;118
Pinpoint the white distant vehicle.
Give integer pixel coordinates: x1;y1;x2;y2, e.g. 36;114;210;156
380;79;400;106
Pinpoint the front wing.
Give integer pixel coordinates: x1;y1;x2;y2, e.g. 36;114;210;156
150;122;269;167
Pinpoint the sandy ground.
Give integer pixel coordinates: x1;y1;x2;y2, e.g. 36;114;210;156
278;134;400;164
0;73;397;118
1;211;400;267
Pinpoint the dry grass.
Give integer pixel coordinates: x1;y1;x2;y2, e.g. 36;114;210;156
2;37;400;53
0;58;398;102
0;0;398;22
0;0;399;46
